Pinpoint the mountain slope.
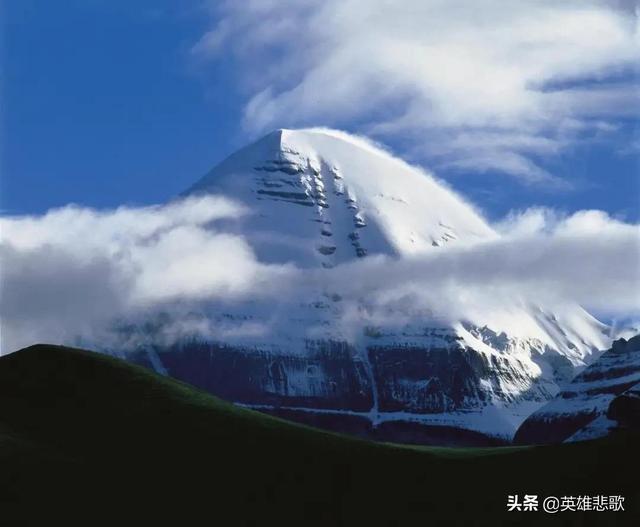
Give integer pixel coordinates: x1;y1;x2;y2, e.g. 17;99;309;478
514;335;640;444
0;344;638;526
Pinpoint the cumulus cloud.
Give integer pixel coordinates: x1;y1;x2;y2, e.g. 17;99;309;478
1;196;639;353
0;196;289;352
193;0;639;184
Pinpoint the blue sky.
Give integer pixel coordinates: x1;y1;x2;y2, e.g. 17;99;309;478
2;0;639;222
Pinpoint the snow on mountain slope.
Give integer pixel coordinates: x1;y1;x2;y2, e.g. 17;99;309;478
514;334;640;444
113;128;613;444
187;128;495;267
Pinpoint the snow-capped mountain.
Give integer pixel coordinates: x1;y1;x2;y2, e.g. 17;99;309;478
514;334;640;444
187;128;495;265
118;129;612;445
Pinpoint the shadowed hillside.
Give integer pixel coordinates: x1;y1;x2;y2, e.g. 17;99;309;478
0;344;637;526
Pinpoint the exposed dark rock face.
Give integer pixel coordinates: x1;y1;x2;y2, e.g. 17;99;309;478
118;330;566;447
371;346;493;413
514;334;640;444
515;411;598;445
130;340;374;412
368;345;538;413
130;339;549;417
607;384;640;432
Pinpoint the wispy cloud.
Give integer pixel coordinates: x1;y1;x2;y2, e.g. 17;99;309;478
193;0;639;184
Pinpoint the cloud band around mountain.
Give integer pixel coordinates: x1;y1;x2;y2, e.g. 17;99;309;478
1;196;638;353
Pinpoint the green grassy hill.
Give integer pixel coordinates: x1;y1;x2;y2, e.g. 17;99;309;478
0;344;637;526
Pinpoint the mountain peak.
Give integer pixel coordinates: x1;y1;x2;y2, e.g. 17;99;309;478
186;128;495;266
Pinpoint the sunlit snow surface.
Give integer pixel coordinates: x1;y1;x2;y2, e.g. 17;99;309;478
187;128;495;265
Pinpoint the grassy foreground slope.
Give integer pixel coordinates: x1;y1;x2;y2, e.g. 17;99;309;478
0;345;637;526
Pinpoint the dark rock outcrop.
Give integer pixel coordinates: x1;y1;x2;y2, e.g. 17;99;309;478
130;340;374;412
514;334;640;444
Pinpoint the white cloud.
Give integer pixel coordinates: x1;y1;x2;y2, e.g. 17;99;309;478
302;208;640;320
1;196;638;353
0;197;288;352
194;0;639;183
